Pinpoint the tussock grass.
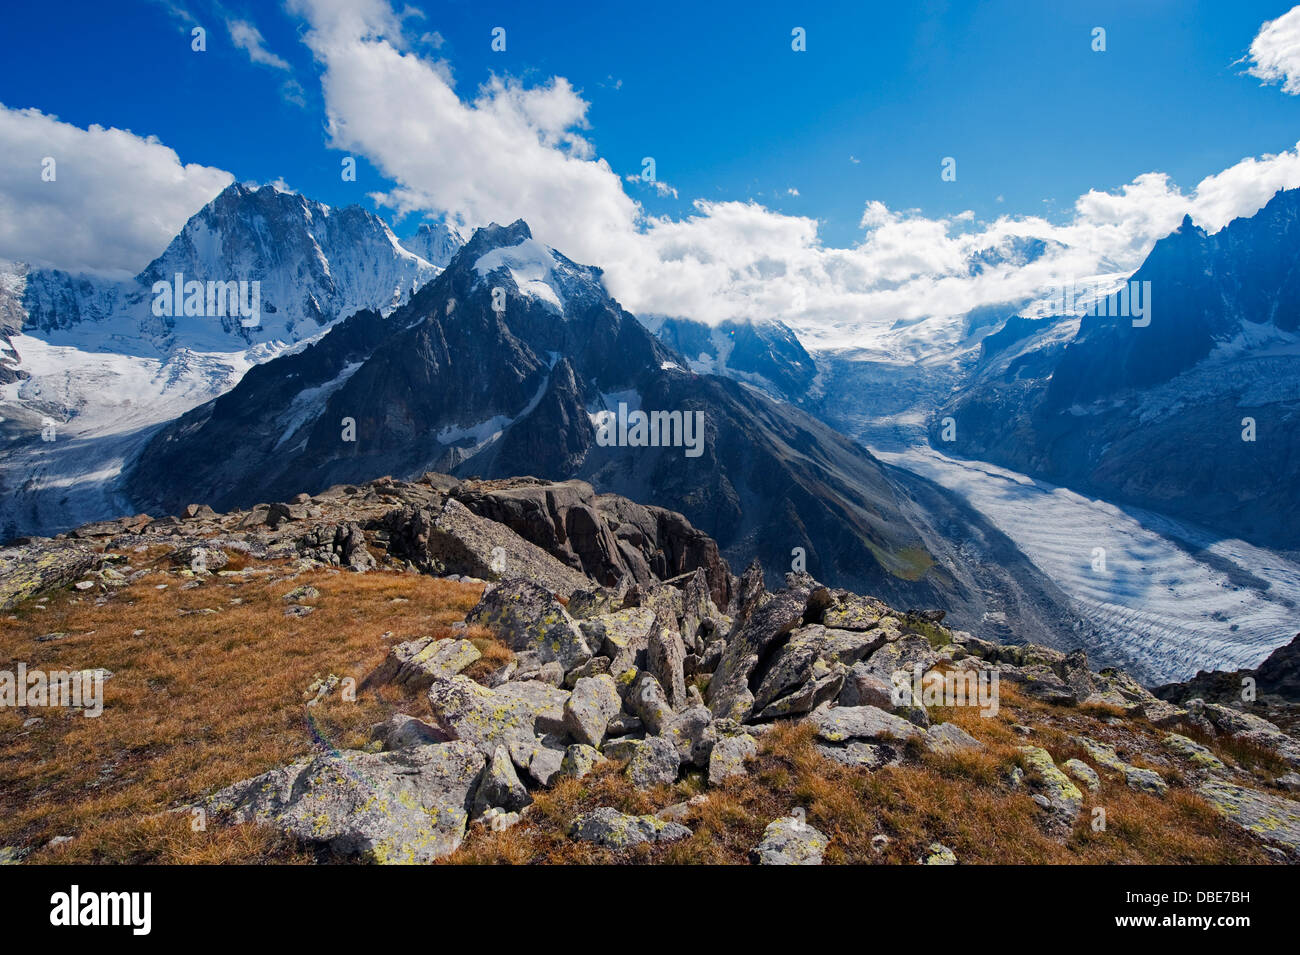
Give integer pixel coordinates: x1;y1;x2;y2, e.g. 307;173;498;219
0;562;482;863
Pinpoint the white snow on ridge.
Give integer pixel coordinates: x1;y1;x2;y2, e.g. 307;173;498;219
880;445;1300;683
474;238;564;312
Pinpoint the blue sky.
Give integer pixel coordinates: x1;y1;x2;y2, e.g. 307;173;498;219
3;0;1300;339
3;0;1296;244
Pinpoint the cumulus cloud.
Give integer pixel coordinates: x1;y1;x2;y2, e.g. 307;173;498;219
0;105;233;276
1243;5;1300;94
284;0;1300;350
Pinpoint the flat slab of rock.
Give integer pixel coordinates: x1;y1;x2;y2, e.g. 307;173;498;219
427;675;569;757
387;498;591;596
207;741;486;864
810;705;923;745
569;807;691;848
751;816;828;865
1198;779;1300;856
923;722;984;754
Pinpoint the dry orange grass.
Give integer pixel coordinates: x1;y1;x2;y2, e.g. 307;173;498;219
0;561;1279;865
0;561;483;863
454;689;1276;865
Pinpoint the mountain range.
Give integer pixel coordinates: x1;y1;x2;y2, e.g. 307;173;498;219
5;180;1300;682
933;189;1300;549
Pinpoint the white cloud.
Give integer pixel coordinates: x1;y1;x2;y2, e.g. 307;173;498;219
283;0;1300;351
228;19;291;71
0;105;233;276
1244;5;1300;94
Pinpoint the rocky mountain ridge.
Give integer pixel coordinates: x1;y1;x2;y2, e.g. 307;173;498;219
2;474;1297;864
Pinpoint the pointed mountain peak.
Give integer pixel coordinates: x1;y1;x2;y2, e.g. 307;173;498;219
459;220;535;260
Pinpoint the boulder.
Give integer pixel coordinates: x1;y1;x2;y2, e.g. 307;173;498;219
580;607;656;673
568;807;691;848
427;676;570;757
563;674;621;747
707;577;817;721
466;579;592;671
1198;780;1300;857
751;816;828;865
625;736;681;788
708;733;758;785
557;743;605;781
923;722;984;754
206;741;486;864
1017;746;1083;830
385;499;591;596
369;713;448;750
365;637;481;690
648;626;688;708
471;745;531;817
810;705;923;745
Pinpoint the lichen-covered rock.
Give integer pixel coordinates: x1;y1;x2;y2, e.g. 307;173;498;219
580;607;656;673
708;733;758;785
750;624;876;719
625;735;681;787
563;674;621;747
751;816;828;865
568;807;691;848
1018;746;1083;829
810;705;923;745
1073;735;1129;774
648;626;688;708
1197;779;1300;857
466;579;592;671
367;637;481;690
527;744;566;787
472;745;531;817
816;741;901;770
0;542;101;609
923;722;984;754
662;705;717;767
921;842;957;865
1124;766;1168;796
707;578;817;721
626;671;675;734
819;591;889;631
1193;702;1300;768
1062;758;1101;792
1163;733;1226;770
206;741;486;864
427;675;569;757
558;743;604;781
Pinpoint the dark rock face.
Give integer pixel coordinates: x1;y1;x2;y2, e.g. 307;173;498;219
1157;634;1300;705
935;189;1300;548
652;317;818;399
451;478;733;608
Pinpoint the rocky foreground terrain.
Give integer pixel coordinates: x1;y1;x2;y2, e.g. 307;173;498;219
1;473;1298;864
